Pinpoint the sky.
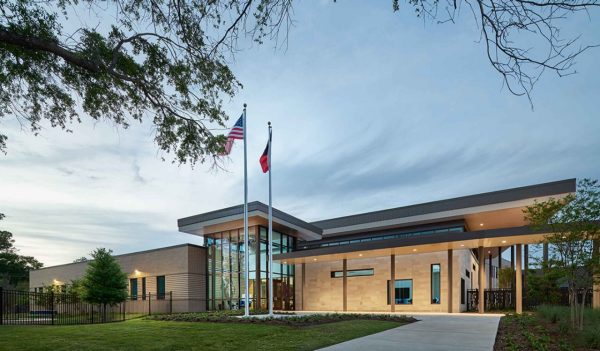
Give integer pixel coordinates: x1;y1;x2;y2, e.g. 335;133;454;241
1;1;599;266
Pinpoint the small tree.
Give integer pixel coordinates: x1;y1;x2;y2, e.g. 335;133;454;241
81;248;127;321
498;268;515;289
524;178;600;330
0;213;43;288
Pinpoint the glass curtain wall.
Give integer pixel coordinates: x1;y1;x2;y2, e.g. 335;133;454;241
206;226;295;311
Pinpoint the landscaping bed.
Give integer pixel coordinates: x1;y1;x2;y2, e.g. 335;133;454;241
147;310;418;327
494;306;600;351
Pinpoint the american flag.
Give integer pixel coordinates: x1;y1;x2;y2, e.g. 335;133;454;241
222;114;244;155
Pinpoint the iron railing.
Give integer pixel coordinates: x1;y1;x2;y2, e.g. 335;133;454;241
466;288;594;312
0;288;173;326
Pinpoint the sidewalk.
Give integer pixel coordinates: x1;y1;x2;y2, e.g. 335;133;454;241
317;313;501;351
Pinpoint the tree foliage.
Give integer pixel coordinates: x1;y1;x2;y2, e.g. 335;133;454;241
0;0;597;163
524;178;600;330
0;212;43;289
80;248;127;308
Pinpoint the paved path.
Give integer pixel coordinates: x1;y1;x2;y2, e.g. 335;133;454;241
318;314;501;351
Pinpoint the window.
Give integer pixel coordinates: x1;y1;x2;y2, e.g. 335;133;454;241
431;264;441;304
130;278;138;300
465;270;470;278
330;269;374;278
387;279;413;305
461;278;466;305
157;276;166;300
142;277;147;300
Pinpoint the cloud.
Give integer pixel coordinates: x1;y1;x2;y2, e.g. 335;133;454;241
0;1;599;267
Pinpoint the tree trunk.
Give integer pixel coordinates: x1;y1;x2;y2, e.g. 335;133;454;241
570;287;577;329
579;290;586;331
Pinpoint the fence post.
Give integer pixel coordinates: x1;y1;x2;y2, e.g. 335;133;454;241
170;291;173;314
50;291;55;325
0;287;3;325
148;292;151;316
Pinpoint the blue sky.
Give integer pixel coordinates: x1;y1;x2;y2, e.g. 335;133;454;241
1;1;599;266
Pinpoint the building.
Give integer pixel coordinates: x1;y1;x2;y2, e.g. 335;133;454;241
29;244;206;313
30;178;600;313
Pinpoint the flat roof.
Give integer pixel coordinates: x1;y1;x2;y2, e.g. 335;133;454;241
178;201;323;240
312;178;575;235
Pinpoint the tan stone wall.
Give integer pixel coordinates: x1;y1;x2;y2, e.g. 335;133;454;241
298;249;475;313
302;260;344;311
29;244;206;313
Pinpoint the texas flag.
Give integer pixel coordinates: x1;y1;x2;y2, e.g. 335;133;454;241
259;141;269;173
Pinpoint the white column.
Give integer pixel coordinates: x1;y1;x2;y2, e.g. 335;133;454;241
516;244;523;314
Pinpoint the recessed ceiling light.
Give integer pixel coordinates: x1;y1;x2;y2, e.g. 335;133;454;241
480;223;484;227
460;244;465;247
501;240;507;244
283;262;287;264
412;248;417;252
358;254;363;257
313;258;317;261
488;251;491;253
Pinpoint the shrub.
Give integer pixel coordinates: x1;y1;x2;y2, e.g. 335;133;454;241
147;311;417;327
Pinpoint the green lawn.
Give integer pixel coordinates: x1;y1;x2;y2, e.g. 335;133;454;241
0;318;402;351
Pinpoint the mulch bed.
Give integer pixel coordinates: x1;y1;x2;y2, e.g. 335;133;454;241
494;313;597;351
148;311;418;327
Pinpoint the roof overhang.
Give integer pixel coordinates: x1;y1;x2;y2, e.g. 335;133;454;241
274;225;549;264
312;179;575;236
178;201;322;241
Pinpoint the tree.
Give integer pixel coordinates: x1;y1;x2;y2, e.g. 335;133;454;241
498;267;515;289
0;213;43;289
1;1;597;164
73;257;88;263
80;248;127;321
524;178;600;330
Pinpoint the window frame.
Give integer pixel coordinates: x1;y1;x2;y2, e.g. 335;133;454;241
330;268;374;278
387;279;413;305
156;275;166;300
431;263;441;304
130;278;138;300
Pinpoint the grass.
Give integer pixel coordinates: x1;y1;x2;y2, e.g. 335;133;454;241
494;305;600;351
0;317;405;351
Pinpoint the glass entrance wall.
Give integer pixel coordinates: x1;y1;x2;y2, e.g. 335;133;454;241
206;225;296;311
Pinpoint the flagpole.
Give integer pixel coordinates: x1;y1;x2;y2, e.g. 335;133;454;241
243;103;249;318
268;122;273;316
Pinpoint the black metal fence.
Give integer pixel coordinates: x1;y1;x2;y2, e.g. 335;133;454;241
466;288;594;312
0;288;173;326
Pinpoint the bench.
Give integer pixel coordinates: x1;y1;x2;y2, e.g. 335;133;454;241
30;310;57;316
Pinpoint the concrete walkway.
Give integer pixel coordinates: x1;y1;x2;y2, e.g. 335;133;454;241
318;314;501;351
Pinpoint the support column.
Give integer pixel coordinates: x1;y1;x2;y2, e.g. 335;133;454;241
488;251;493;289
448;249;453;313
524;244;529;300
301;263;305;311
478;246;485;314
391;254;395;312
511;246;515;290
516;244;523;314
593;240;599;309
498;247;502;270
342;259;347;312
543;243;549;266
